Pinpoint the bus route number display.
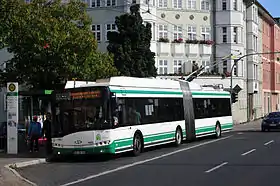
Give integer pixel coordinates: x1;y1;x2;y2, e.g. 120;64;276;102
71;91;101;99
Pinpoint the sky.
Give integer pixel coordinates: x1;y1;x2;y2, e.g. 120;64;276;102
258;0;280;17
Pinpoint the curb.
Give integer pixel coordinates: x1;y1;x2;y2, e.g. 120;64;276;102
4;159;46;186
8;159;46;169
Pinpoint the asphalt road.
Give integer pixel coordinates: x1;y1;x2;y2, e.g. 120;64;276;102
18;126;280;186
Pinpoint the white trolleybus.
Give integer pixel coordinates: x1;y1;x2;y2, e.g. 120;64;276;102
51;76;233;156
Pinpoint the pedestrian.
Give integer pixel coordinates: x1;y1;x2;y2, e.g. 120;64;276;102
42;112;52;155
28;116;42;152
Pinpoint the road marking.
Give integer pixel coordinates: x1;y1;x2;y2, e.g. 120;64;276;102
264;140;274;146
205;162;228;173
241;149;256;156
60;135;233;186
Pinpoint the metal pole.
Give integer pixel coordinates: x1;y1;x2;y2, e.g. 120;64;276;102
230;59;238;93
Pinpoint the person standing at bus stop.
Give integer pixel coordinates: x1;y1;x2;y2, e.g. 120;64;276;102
28;116;41;152
42;112;52;155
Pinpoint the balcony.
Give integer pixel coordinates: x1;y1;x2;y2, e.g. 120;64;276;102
158;39;171;55
200;44;212;56
186;44;199;56
171;43;185;56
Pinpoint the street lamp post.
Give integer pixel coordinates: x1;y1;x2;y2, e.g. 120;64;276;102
229;51;280;93
230;51;280;122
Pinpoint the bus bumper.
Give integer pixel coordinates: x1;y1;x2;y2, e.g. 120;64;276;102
52;144;115;156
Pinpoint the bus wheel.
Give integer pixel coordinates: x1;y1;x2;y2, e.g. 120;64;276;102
175;128;182;146
132;133;143;156
215;124;221;138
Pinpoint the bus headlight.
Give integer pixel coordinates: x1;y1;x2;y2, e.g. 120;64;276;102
95;140;111;146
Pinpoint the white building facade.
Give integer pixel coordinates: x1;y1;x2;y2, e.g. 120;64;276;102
213;0;263;123
85;0;264;123
85;0;214;75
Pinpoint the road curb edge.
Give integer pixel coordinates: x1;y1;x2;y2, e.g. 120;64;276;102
4;159;46;186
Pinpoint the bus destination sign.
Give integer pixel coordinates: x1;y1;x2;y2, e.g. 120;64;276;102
71;91;101;99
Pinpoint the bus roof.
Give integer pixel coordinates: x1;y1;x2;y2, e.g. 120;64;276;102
65;76;229;94
64;81;96;89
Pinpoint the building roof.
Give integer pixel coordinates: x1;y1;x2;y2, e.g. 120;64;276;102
256;0;279;26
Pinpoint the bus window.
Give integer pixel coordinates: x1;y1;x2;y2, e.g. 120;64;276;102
193;98;231;119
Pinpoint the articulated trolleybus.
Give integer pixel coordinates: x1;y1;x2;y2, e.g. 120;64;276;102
51;76;233;156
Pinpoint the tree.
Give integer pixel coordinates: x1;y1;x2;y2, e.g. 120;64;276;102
0;0;19;49
0;0;118;89
107;4;157;77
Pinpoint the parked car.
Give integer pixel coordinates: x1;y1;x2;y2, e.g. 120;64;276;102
261;112;280;131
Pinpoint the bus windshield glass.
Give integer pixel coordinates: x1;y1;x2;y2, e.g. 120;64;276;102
52;87;111;137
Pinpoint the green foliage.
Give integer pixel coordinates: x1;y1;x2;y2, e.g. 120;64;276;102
0;0;118;89
0;0;20;49
107;4;157;77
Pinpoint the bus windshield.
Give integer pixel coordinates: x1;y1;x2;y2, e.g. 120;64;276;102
52;87;111;137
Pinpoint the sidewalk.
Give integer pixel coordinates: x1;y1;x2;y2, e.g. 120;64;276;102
0;144;47;186
233;119;261;132
0;158;39;186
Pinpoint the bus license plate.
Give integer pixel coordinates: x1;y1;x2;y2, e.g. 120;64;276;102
73;151;86;155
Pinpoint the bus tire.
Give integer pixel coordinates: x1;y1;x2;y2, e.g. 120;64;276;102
132;132;143;156
215;123;221;138
175;127;182;146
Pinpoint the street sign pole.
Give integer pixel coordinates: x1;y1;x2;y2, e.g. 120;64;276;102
6;82;18;154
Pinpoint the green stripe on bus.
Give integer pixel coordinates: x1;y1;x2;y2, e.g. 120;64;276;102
110;89;230;96
53;123;233;155
196;123;233;134
144;132;175;143
192;92;230;96
111;89;182;95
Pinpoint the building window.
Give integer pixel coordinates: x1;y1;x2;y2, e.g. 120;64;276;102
158;0;167;7
201;0;209;10
233;27;237;43
187;0;196;9
222;0;226;10
277;73;280;84
254;35;258;52
158;60;168;74
105;23;117;41
173;0;182;8
106;0;116;6
187;26;197;40
158;24;168;39
201;60;210;72
233;0;237;10
91;25;101;42
173;60;182;74
253;6;258;23
223;60;227;73
91;0;101;7
253;64;258;80
173;25;183;40
222;27;227;43
201;27;210;40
